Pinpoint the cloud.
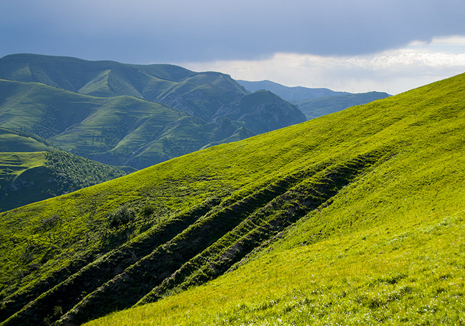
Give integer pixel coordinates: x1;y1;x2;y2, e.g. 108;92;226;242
0;0;464;62
1;1;464;93
180;36;465;94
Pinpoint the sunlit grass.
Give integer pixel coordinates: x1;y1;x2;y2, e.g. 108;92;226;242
86;207;465;325
84;73;465;325
3;73;465;325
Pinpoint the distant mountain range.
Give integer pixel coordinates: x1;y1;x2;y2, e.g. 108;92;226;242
237;80;350;101
0;54;306;169
237;80;390;119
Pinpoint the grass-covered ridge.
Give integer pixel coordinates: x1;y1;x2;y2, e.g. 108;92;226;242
1;73;465;325
0;54;305;134
0;53;306;169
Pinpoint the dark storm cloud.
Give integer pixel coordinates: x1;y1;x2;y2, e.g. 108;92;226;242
1;0;464;63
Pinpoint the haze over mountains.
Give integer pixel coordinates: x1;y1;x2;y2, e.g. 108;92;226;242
237;80;390;119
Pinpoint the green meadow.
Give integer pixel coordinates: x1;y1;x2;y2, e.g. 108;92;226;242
81;73;465;326
1;72;465;325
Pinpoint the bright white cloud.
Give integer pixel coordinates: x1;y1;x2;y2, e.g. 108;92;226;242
180;36;465;94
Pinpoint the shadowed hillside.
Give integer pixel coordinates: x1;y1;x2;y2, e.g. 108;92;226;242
0;127;129;212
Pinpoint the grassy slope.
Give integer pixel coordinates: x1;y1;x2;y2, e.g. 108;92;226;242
83;73;465;325
296;91;391;119
0;73;464;325
0;127;128;212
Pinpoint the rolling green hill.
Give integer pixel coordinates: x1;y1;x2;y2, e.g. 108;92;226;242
1;73;465;325
0;127;129;212
0;54;306;126
0;79;257;169
0;54;306;169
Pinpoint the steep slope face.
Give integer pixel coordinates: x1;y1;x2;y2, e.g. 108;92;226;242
2;73;465;325
296;91;390;119
0;128;128;212
212;90;307;133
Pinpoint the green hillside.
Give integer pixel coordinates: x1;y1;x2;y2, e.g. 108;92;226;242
296;91;390;119
1;73;465;325
0;54;306;168
0;54;305;127
0;79;254;169
0;128;129;212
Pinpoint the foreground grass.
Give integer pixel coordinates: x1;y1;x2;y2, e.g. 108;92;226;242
85;207;465;325
84;74;465;325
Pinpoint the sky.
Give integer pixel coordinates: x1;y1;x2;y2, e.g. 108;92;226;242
1;0;465;94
